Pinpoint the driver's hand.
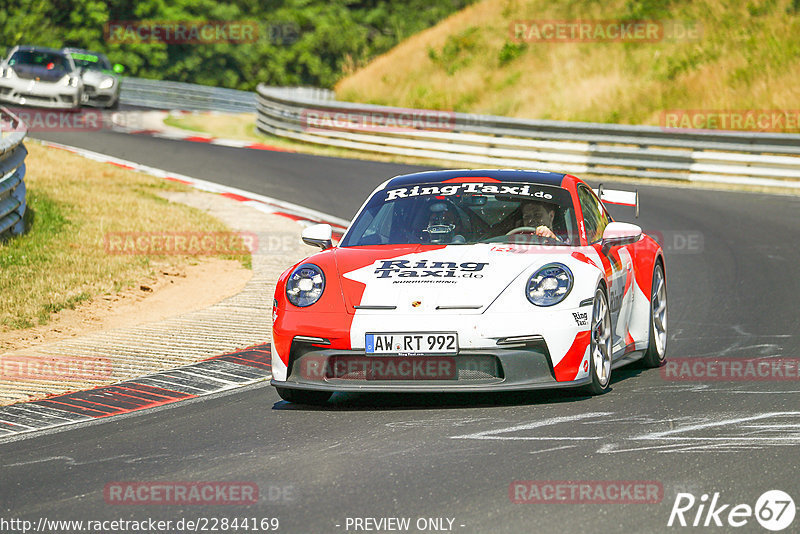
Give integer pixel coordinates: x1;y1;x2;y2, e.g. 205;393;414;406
535;225;558;239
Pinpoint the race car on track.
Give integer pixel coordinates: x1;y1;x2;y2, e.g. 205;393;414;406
271;169;667;404
63;48;123;109
0;45;83;109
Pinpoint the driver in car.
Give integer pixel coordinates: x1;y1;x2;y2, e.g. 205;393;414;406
510;200;563;242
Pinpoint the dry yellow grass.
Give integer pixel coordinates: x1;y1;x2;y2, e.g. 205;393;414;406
164;112;262;141
0;142;249;331
335;0;800;129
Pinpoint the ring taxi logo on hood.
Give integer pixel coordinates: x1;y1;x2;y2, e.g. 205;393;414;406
384;182;554;201
374;259;488;279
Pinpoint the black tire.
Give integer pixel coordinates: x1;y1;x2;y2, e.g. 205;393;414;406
640;261;668;368
584;286;613;395
275;387;332;405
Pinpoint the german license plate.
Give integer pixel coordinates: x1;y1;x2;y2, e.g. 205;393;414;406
365;333;458;355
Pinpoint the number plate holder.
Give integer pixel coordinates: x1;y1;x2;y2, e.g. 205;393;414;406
365;332;459;355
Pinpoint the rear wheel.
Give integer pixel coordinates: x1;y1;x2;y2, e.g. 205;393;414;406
275;387;332;405
640;262;667;367
584;287;612;395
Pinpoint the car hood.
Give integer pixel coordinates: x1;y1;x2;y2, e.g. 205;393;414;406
80;69;114;84
334;244;564;314
12;64;69;83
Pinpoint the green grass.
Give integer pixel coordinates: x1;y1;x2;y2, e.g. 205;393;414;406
0;143;251;333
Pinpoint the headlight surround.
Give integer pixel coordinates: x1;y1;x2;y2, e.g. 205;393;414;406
526;263;573;307
285;263;325;307
99;77;114;89
58;74;78;87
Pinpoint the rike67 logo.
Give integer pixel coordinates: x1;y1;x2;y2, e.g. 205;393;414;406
668;490;795;531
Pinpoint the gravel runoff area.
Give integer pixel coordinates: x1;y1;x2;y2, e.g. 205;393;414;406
0;190;310;405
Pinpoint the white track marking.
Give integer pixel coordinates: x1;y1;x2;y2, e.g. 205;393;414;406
631;412;800;440
450;412;612;441
527;445;579;455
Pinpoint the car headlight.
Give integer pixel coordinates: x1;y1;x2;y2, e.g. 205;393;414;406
285;263;325;307
99;77;114;90
58;75;78;87
526;263;573;307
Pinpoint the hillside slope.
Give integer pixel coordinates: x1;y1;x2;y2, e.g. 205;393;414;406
335;0;800;130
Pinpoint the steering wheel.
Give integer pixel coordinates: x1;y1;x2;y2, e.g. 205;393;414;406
505;227;560;244
506;227;540;235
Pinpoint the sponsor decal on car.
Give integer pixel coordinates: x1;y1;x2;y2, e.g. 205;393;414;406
373;259;488;279
572;311;588;326
384;182;554;201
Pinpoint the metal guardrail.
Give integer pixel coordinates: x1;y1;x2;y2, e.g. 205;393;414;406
120;77;257;113
0;107;27;239
121;77;334;114
255;84;800;189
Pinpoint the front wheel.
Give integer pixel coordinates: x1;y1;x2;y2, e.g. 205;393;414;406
640;262;667;367
584;286;612;395
275;387;332;405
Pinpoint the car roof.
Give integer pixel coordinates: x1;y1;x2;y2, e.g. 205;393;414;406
384;169;570;189
11;45;68;56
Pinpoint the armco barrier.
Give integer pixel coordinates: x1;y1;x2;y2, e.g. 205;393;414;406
0;107;27;239
255;84;800;189
121;77;333;113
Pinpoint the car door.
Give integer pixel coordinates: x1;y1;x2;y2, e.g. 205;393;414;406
577;185;633;355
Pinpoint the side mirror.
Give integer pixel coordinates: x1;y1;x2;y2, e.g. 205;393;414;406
301;224;333;250
602;222;642;247
113;63;124;74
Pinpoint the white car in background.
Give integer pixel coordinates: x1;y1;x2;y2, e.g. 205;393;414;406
63;48;123;109
0;45;83;109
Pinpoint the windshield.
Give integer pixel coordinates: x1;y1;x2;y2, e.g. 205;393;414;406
340;181;578;247
69;53;111;71
9;50;71;71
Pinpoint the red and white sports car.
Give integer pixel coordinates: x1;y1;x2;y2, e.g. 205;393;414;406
271;170;667;404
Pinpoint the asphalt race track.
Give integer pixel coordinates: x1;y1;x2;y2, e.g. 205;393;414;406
2;129;799;533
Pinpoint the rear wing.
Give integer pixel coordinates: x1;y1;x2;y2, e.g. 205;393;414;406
593;185;639;218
